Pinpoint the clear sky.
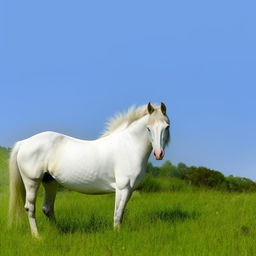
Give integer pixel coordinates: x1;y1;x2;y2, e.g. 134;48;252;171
0;1;255;179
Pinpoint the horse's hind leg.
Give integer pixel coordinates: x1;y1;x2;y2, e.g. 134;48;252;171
23;177;40;237
42;173;58;222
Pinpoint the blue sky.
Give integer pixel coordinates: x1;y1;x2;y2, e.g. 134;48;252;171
0;1;256;179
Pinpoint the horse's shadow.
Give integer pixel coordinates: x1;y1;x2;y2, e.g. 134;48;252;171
56;214;111;234
55;208;199;234
148;208;199;223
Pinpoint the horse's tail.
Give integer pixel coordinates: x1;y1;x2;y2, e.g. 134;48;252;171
8;142;25;226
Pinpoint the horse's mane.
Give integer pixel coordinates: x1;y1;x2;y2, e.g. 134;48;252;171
101;104;158;137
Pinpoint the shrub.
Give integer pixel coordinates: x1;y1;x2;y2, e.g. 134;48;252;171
138;173;162;192
146;162;160;176
183;166;226;188
159;161;179;177
226;175;256;192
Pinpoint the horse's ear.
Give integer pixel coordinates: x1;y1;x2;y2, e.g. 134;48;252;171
147;102;154;114
160;102;167;115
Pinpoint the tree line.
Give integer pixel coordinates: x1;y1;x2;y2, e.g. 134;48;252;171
143;161;256;192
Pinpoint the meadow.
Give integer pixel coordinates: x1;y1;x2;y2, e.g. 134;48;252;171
1;147;256;256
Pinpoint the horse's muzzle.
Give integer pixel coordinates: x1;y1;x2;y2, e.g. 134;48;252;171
153;149;164;160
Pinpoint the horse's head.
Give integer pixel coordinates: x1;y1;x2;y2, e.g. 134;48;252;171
146;102;170;160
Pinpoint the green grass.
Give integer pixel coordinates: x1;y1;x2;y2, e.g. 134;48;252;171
0;147;9;194
1;189;256;255
1;147;256;255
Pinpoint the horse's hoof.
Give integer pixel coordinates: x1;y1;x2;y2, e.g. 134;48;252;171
114;223;120;232
32;232;40;239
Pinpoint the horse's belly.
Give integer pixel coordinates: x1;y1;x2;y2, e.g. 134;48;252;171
52;168;115;194
58;180;115;194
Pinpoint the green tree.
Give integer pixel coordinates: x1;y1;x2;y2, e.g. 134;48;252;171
146;162;160;176
177;162;189;178
159;160;178;177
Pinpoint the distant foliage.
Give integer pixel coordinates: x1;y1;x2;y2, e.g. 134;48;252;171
139;173;192;193
225;175;256;192
159;161;179;177
146;162;160;177
182;166;226;188
142;160;256;193
139;173;162;192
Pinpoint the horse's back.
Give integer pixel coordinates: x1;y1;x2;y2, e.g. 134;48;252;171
18;131;64;156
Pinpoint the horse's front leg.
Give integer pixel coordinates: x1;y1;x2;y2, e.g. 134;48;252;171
114;187;132;230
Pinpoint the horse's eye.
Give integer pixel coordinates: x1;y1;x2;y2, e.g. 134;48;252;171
147;127;151;132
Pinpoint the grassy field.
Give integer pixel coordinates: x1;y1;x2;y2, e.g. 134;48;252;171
1;147;256;256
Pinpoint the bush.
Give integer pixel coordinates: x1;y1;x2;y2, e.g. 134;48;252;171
138;173;193;193
159;161;179;177
183;166;226;188
146;162;160;176
226;175;256;192
143;162;256;193
176;162;189;178
138;173;162;192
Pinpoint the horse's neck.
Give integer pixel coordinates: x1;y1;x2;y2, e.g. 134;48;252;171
125;115;152;158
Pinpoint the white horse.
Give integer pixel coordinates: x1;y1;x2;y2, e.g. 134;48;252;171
9;103;170;237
